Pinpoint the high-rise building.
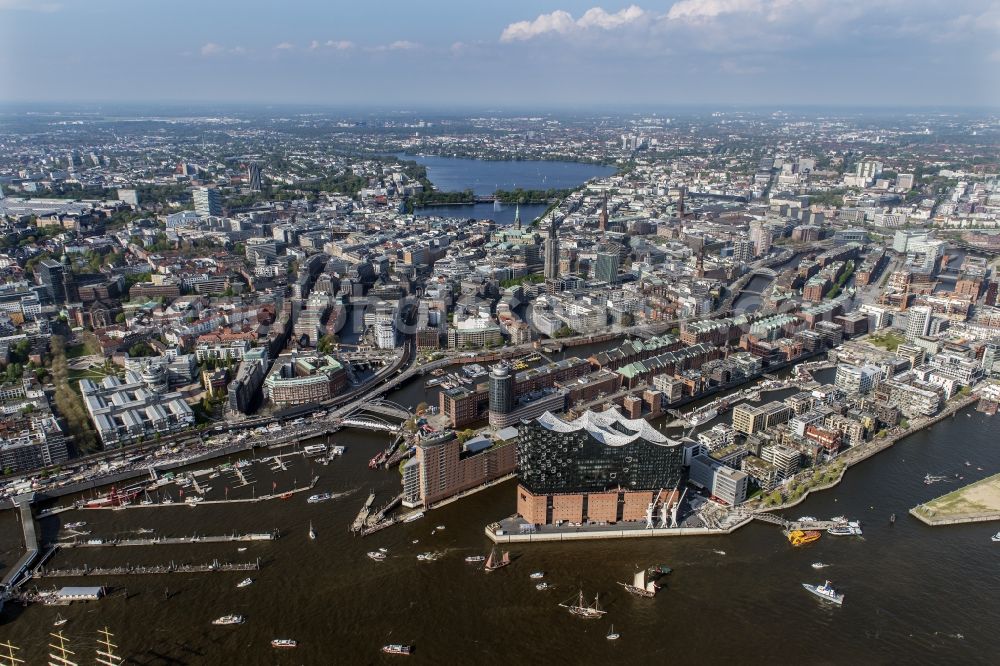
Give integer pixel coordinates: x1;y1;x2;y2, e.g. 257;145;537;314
516;408;683;525
193;187;223;217
896;173;915;190
488;363;515;416
36;257;74;305
834;363;881;395
543;217;560;280
750;220;773;256
598;192;609;232
733;239;755;263
905;305;932;341
247;161;263;192
594;241;622;284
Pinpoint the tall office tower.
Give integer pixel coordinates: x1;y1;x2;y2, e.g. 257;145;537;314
750;220;773;256
594;241;622;284
37;257;75;305
247;161;263;192
194;187;223;217
543;217;560;280
489;364;515;416
733;239;755;263
904;305;932;341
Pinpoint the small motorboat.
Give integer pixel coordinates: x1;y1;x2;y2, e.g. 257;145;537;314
367;551;386;562
237;577;254;588
811;563;829;570
271;639;297;649
465;555;485;563
237;547;247;552
381;644;412;656
992;532;1000;543
529;572;545;580
536;582;553;591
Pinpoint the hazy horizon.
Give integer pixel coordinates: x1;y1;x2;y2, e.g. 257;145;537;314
2;1;998;108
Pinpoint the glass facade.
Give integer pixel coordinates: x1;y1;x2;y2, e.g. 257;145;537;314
517;421;683;494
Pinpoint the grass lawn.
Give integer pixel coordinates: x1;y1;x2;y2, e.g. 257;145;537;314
868;330;905;351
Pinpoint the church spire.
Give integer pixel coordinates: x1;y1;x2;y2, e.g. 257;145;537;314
514;203;521;230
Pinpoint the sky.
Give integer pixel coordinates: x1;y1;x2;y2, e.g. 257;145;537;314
1;0;998;108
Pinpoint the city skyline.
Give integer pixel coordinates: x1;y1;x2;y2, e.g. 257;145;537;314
1;0;998;107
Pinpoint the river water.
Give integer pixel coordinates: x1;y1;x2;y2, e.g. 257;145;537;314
1;363;998;664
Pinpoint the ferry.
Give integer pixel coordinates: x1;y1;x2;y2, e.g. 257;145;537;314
787;530;821;546
303;444;327;456
212;615;245;625
367;551;386;562
236;577;254;588
465;555;485;563
382;644;412;656
402;511;425;523
307;493;332;504
802;580;844;605
827;521;863;537
271;639;297;649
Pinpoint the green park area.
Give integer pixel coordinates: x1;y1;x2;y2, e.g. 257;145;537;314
868;330;905;351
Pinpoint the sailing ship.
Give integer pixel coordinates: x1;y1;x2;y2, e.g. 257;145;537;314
606;625;620;641
559;590;607;619
619;569;658;598
484;547;511;572
53;613;68;627
48;631;76;666
308;522;316;540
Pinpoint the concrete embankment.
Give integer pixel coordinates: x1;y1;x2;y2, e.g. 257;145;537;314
910;471;1000;526
486;517;753;544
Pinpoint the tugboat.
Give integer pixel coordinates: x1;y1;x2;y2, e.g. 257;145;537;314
802;580;844;605
382;644;412;656
271;639;297;649
619;569;657;598
212;615;245;625
484;547;511;572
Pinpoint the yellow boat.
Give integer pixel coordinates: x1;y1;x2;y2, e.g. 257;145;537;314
787;529;821;546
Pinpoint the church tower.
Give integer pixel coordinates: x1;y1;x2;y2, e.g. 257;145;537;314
598;192;609;232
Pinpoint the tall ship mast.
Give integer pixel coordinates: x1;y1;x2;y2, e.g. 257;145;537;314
483;546;510;572
95;627;123;666
559;590;607;618
619;568;658;598
0;640;24;666
48;631;78;666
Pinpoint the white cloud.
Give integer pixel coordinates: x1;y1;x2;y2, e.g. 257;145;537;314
388;40;420;50
666;0;761;22
325;40;355;50
274;42;295;51
500;5;647;42
200;43;225;57
309;40;320;50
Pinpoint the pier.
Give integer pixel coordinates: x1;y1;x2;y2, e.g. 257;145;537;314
350;492;377;533
56;531;278;548
0;493;40;591
35;559;260;579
